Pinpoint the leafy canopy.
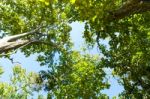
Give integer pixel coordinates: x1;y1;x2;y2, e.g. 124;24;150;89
67;0;150;98
1;0;150;98
40;51;110;98
0;65;41;99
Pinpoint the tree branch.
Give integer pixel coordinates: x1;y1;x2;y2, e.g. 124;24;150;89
0;24;44;43
0;38;60;54
109;0;150;20
30;39;60;49
0;24;49;54
0;40;31;54
4;27;41;43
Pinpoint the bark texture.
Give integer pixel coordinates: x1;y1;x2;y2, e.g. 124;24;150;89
0;28;39;54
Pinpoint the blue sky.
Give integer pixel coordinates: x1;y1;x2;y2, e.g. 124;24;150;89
0;22;123;98
70;22;124;98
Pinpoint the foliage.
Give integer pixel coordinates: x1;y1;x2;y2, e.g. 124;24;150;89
0;0;72;66
0;65;43;99
39;51;109;98
66;0;150;98
1;0;150;98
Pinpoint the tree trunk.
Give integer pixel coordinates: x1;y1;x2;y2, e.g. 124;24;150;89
0;39;31;54
0;28;59;54
0;28;39;54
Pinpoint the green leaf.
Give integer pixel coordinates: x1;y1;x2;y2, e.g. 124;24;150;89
70;0;76;4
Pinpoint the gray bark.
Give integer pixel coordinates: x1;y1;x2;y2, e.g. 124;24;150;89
0;39;31;54
0;28;39;54
0;28;59;54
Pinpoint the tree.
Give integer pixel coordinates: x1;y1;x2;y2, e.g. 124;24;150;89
67;0;150;98
0;0;110;98
0;65;43;99
0;0;72;65
1;0;150;98
39;51;110;98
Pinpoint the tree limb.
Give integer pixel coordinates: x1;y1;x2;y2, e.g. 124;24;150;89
1;26;41;43
0;39;31;54
0;38;60;54
0;25;50;54
109;0;150;20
